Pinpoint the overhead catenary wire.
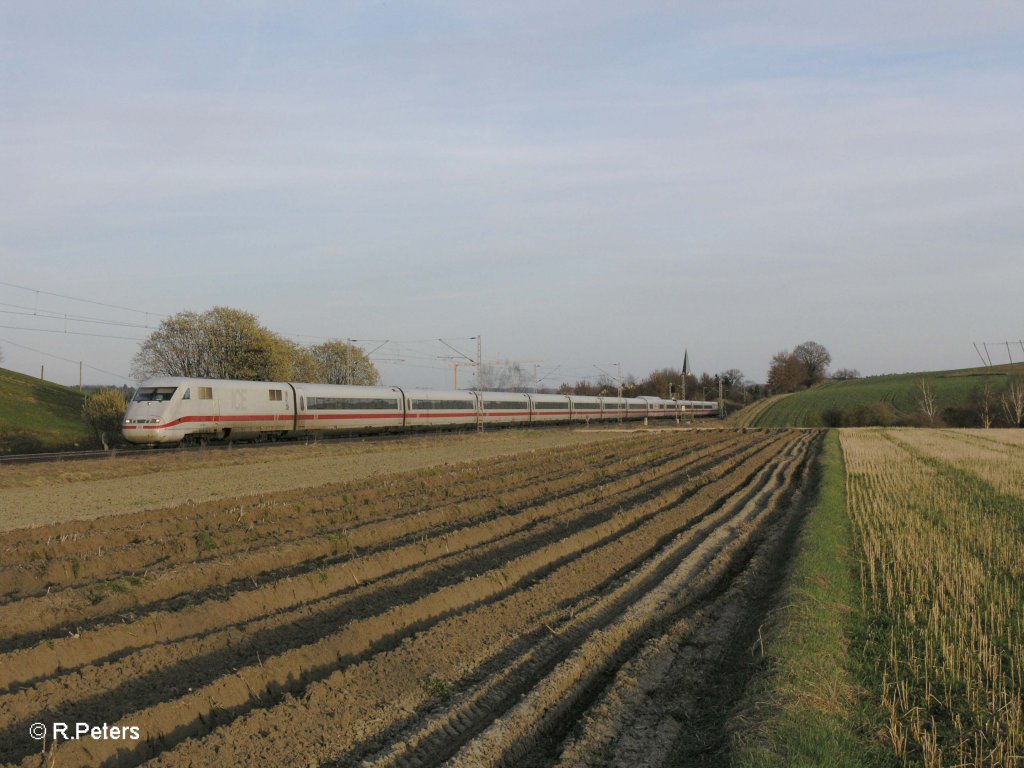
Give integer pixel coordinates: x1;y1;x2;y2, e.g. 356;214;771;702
0;306;155;331
0;282;644;388
0;335;132;382
972;341;1024;366
0;324;146;342
0;280;168;320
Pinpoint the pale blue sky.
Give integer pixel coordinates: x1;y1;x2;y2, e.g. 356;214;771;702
2;2;1023;387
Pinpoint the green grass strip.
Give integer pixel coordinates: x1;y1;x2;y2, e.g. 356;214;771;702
730;430;895;767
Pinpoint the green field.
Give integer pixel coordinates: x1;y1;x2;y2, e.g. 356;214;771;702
0;367;96;453
734;364;1024;428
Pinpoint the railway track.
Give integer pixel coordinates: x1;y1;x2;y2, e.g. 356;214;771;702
0;423;704;466
0;429;472;466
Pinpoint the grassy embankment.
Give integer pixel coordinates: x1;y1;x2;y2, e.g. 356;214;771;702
735;363;1023;428
730;430;894;767
0;367;95;453
729;392;793;428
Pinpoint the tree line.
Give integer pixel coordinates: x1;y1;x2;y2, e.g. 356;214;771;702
554;366;759;404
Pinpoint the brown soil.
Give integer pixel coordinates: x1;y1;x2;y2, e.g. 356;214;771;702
0;427;661;531
0;427;817;768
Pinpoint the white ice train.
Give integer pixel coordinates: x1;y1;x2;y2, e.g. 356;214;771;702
122;376;719;445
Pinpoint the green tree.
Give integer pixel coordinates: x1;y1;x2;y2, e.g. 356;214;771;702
82;389;128;449
132;307;289;381
278;340;324;382
309;340;381;385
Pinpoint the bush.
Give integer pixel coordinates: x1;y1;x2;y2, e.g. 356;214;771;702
941;406;979;428
820;402;897;427
847;402;897;427
82;389;128;449
822;409;845;428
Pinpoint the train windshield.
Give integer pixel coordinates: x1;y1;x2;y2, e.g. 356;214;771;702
132;387;178;402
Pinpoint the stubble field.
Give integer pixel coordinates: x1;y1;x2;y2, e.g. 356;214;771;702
843;428;1024;767
0;427;820;768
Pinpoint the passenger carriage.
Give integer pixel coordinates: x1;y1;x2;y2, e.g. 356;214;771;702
477;392;532;426
527;394;571;424
569;396;602;423
295;384;405;434
401;389;478;429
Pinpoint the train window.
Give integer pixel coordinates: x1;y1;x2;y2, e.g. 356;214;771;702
198;387;213;400
483;400;528;410
132;387;177;402
411;399;474;410
308;397;399;410
269;390;283;401
533;401;568;410
182;388;190;400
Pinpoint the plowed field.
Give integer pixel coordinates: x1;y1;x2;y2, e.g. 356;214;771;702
0;428;821;768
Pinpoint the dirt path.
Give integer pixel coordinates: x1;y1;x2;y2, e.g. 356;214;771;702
0;428;820;768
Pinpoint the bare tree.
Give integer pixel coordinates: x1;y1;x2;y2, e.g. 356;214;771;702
793;341;832;386
974;383;995;429
1001;377;1024;427
918;379;939;424
719;368;746;393
832;368;860;380
767;350;804;393
478;362;531;392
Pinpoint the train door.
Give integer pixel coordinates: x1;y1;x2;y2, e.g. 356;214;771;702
294;388;307;432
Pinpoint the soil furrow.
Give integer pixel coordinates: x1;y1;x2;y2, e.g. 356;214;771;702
0;435;785;765
57;434;803;768
552;433;820;768
0;436;707;599
0;428;816;768
0;435;740;639
444;433;817;768
0;434;761;663
0;434;763;732
356;434;816;768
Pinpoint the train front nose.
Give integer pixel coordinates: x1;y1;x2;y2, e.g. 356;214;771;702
122;401;171;444
123;383;182;444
